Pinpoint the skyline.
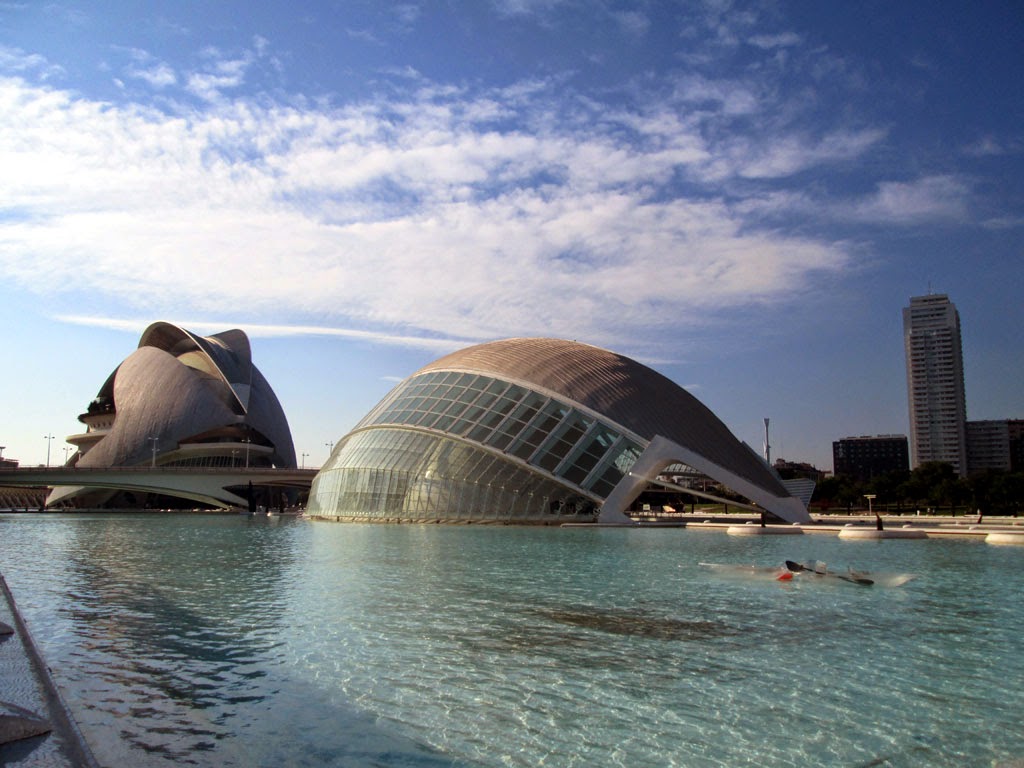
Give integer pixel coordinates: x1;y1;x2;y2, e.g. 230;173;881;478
2;1;1022;470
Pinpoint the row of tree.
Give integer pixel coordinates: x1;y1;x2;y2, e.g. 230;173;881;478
810;462;1024;516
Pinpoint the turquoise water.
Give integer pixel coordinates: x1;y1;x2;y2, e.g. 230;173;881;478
1;514;1023;767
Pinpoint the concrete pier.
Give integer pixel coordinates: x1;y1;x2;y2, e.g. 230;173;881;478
0;574;97;767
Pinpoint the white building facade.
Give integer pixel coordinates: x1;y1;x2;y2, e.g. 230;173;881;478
903;294;968;476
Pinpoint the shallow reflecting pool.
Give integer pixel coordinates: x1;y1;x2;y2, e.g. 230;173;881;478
1;513;1022;767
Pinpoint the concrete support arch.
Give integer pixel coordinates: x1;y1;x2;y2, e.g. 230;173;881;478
598;435;812;525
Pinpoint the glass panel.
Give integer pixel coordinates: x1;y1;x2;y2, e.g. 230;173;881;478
461;404;485;424
432;413;456;432
467;422;494;443
455;386;479;404
473;390;498;410
509;437;537;460
445;401;469;419
485;379;509;396
488;431;514;451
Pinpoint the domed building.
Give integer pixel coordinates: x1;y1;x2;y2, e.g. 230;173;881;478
49;322;296;508
307;338;810;524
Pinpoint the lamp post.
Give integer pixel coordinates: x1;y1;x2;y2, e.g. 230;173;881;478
301;452;309;469
324;441;334;460
43;434;54;467
148;436;159;467
242;437;252;468
864;493;882;530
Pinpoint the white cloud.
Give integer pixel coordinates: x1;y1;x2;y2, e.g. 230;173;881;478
671;74;760;116
55;315;471;352
963;135;1021;158
735;128;887;179
0;44;63;79
613;11;650;37
186;58;250;101
851;176;970;224
0;73;856;354
747;32;801;49
127;62;176;88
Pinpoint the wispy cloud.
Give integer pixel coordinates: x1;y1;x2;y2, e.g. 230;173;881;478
963;135;1022;158
747;31;802;49
1;25;967;358
851;176;970;224
0;44;63;78
733;128;888;179
55;315;472;352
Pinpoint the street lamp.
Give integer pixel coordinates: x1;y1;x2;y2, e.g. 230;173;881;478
324;441;334;459
148;436;159;467
242;437;252;468
43;434;54;467
865;493;882;531
301;452;309;469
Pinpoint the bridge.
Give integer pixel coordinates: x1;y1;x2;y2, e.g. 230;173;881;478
0;466;318;510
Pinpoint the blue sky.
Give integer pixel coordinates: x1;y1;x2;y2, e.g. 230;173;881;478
2;0;1022;471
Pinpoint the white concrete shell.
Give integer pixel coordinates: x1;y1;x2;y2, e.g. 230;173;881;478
310;338;809;524
49;322;295;507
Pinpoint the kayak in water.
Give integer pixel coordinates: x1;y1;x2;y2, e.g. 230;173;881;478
699;562;797;582
784;560;873;585
700;560;916;587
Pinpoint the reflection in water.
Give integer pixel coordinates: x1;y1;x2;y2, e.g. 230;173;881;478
57;517;295;762
1;515;1023;767
6;515;456;767
529;605;735;641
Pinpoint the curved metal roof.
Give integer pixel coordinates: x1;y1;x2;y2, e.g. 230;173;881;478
139;322;253;413
72;325;295;472
416;338;786;495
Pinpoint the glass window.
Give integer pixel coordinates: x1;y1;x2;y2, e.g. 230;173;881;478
585;440;641;496
432;413;456;432
473;390;498;410
559;425;619;486
488;430;515;451
485;379;509;397
507;397;558;461
444;401;470;419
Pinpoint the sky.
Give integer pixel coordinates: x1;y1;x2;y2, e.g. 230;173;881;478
1;0;1022;471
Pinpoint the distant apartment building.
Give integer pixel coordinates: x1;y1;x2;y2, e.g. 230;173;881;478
966;419;1024;474
832;435;909;482
903;294;968;476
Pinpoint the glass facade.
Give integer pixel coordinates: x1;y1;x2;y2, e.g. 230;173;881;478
308;371;646;523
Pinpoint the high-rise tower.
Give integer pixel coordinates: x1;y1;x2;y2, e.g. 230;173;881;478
903;294;968;476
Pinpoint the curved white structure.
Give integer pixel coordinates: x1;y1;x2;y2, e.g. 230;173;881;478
49;322;295;508
308;338;811;524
